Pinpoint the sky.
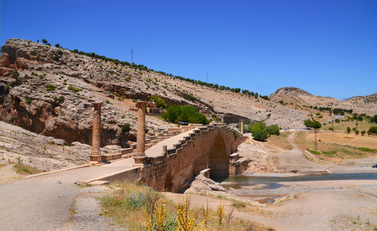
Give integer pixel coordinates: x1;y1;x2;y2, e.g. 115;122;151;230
1;0;376;100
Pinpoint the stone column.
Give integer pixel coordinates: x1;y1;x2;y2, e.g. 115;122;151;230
90;103;103;164
134;101;148;166
240;119;244;134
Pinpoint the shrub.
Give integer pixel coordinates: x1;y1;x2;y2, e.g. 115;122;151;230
68;85;82;92
355;129;359;135
121;123;131;133
46;84;55;91
12;70;19;79
361;130;366;136
55;44;60;48
42;39;48;44
150;95;167;108
162;105;209;125
57;49;63;55
58;96;65;103
125;77;131;82
266;124;280;136
252;129;268;141
184;94;196;102
369;126;377;135
39;75;44;79
4;85;10;93
26;99;32;105
346;127;351;134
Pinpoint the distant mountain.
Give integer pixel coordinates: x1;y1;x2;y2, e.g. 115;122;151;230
344;92;377;104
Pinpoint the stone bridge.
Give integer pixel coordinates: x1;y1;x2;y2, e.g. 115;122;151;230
88;102;247;193
137;124;246;192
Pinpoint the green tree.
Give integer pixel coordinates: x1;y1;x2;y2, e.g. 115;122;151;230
304;119;322;150
361;130;366;136
252;129;268;141
346;127;351;134
42;39;48;44
372;115;377;123
266;125;280;136
150;95;167;108
161;105;209;125
355;129;359;135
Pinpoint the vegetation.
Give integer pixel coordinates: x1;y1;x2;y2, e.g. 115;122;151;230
4;85;10;93
37;39;266;99
369;126;377;135
150;95;167;108
243;121;280;141
252;129;268;141
304;119;322;150
13;163;42;175
162;105;209;125
121;123;131;133
26;99;32;105
58;96;65;103
101;182;272;230
68;85;83;92
45;84;55;91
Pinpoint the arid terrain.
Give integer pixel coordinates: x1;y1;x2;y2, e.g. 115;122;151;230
1;38;377;230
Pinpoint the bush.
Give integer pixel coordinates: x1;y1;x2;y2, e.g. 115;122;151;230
57;49;63;55
55;44;60;48
26;99;32;105
369;126;377;135
150;95;167;108
4;85;10;93
162;105;209;125
12;70;19;79
252;129;268;141
346;127;351;134
58;96;65;103
266;125;280;136
361;130;366;136
68;85;82;92
42;39;48;44
355;129;359;135
121;123;131;133
125;77;131;82
184;94;196;102
46;84;55;91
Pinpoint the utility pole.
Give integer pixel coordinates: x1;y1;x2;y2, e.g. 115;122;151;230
131;49;133;64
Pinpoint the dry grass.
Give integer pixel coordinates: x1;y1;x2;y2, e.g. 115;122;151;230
322;120;376;133
100;182;274;230
13;163;42;175
306;132;377;149
267;132;293;150
293;131;376;162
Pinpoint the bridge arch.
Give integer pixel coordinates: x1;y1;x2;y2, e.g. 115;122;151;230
209;134;229;177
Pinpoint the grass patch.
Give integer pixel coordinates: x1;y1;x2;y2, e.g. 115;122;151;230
13;163;42;175
307;148;320;155
356;147;377;153
101;182;274;230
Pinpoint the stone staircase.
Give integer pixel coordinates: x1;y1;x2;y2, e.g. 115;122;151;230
100;124;203;162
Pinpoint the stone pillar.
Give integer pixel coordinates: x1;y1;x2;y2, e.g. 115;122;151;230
134;101;148;166
240;119;244;134
90;103;103;165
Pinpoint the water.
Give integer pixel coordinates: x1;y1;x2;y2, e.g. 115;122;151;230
213;173;377;204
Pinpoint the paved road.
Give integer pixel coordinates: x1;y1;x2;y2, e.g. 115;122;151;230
0;160;134;230
0;128;196;230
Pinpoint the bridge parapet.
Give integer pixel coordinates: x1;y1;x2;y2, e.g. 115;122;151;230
138;124;246;192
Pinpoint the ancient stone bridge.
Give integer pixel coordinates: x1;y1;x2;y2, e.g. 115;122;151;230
138;123;246;192
88;102;246;193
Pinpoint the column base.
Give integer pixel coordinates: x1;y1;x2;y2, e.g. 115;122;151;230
89;155;105;166
133;155;148;167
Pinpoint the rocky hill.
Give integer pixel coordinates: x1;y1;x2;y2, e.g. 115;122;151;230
0;39;309;149
270;87;377;116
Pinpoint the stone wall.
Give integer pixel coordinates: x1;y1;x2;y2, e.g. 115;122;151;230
141;123;246;192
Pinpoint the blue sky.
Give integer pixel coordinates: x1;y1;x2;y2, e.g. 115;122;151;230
2;0;376;99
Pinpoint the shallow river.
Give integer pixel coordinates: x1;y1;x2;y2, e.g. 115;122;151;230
213;173;377;204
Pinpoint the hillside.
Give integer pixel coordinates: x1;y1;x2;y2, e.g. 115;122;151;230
269;87;377;116
0;38;311;148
